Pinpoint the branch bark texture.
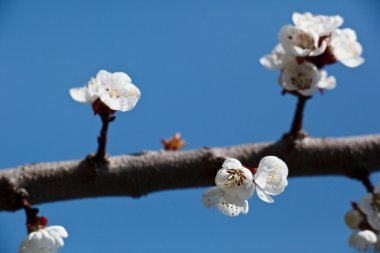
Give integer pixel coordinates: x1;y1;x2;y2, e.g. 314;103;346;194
1;134;380;212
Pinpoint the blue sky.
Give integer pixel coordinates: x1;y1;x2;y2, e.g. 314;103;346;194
0;0;379;252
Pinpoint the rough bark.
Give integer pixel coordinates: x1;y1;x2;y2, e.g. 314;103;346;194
1;134;380;212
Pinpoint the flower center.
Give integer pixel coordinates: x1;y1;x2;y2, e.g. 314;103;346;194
106;88;121;98
290;64;314;90
289;31;316;50
291;74;312;90
225;169;246;187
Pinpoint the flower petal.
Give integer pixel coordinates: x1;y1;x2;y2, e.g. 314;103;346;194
349;230;377;251
256;186;274;203
259;44;290;70
69;87;95;104
330;28;364;68
292;12;343;36
98;80;141;112
217;196;247;217
222;158;242;170
358;193;375;216
202;186;223;208
47;226;68;238
222;185;255;206
318;71;336;90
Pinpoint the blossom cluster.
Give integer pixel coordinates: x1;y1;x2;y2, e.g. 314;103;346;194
202;156;288;217
260;12;364;97
346;183;380;252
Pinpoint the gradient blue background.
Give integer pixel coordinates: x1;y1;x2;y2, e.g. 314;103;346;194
0;0;379;252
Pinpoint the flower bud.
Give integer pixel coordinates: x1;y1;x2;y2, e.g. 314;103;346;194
345;210;363;230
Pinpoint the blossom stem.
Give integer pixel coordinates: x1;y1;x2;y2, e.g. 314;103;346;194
21;198;39;233
351;170;374;193
95;114;114;162
286;95;310;139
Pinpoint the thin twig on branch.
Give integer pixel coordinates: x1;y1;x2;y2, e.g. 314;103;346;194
1;134;380;212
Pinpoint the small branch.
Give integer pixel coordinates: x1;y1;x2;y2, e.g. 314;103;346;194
95;114;113;161
350;170;374;193
20;198;39;233
91;99;116;162
285;95;310;139
1;134;380;212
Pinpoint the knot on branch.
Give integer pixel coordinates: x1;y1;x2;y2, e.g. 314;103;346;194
0;176;28;211
80;154;111;180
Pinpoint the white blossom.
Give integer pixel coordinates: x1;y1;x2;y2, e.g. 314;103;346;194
330;28;364;68
292;12;344;36
253;156;288;203
349;230;377;252
202;158;255;217
19;226;68;253
70;70;141;112
279;25;327;57
358;183;380;230
279;60;336;96
259;44;292;70
345;210;363;230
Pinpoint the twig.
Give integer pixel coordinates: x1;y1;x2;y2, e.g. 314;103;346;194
94;114;113;161
284;95;310;140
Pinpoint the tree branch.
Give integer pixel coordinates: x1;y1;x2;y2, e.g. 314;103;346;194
1;134;380;212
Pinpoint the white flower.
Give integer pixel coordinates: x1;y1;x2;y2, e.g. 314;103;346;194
279;60;336;96
345;210;363;230
292;12;344;36
349;230;377;252
19;226;68;253
70;70;141;112
202;158;255;217
279;25;327;57
259;44;292;70
253;156;288;203
358;183;380;230
330;28;364;68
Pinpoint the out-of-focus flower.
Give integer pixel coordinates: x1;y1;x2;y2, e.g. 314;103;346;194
19;226;68;253
292;12;344;36
70;70;141;112
161;133;186;151
345;210;364;230
330;28;364;68
279;60;336;96
358;183;380;230
349;230;377;252
279;25;327;57
253;156;288;203
202;158;255;217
